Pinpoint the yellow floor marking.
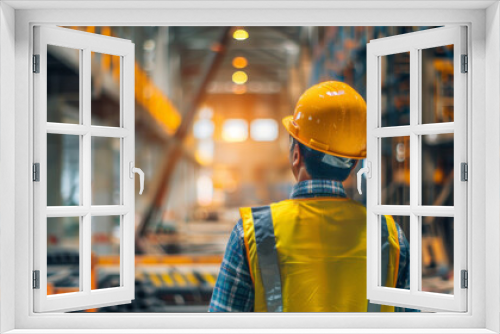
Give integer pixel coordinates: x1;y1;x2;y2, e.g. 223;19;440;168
149;273;162;287
161;273;174;287
185;272;198;286
172;272;187;287
202;272;216;286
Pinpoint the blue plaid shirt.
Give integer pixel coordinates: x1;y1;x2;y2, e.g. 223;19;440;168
208;180;412;312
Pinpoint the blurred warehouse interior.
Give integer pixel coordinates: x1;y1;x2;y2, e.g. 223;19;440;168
45;26;455;312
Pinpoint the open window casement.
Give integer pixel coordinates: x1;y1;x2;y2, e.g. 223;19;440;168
365;26;467;312
33;26;141;312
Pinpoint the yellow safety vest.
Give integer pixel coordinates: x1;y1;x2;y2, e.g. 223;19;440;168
240;197;401;312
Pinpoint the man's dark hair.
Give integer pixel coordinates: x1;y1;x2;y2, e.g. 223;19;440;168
290;137;356;182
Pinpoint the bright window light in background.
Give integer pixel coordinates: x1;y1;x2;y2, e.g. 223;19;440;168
197;175;213;206
232;56;248;69
193;119;214;139
232;71;248;85
222;119;248;142
251;119;279;141
233;28;249;41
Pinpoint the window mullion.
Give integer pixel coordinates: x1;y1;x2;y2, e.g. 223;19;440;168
409;47;420;294
82;48;92;293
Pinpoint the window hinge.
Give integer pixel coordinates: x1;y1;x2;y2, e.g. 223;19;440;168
33;163;40;182
461;162;468;181
461;270;468;289
33;270;40;289
461;54;468;73
33;54;40;73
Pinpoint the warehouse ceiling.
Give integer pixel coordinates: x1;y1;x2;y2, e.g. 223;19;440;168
170;27;305;96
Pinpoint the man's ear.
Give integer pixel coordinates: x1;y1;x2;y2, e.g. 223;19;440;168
292;143;301;169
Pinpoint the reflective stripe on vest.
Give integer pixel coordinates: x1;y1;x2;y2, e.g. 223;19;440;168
251;206;283;312
241;199;401;312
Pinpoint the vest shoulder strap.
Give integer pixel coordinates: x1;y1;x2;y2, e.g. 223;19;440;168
240;205;283;312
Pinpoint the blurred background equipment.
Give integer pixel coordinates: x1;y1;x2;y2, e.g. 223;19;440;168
45;26;454;312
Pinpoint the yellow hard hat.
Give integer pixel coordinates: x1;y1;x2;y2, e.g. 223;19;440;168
282;81;367;159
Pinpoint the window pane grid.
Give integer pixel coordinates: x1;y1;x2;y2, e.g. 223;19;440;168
44;47;126;295
375;46;459;302
368;26;466;312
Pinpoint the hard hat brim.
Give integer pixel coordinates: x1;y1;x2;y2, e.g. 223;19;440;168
282;115;366;160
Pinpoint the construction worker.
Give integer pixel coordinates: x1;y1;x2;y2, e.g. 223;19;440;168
208;81;413;312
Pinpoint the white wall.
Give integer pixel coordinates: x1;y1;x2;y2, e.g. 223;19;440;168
0;2;16;333
485;2;500;333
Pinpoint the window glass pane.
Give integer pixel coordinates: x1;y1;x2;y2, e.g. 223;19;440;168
92;216;121;289
91;52;121;127
381;52;410;127
47;45;80;124
422;134;454;206
380;215;410;289
47;217;80;295
47;134;80;206
381;136;410;205
421;45;454;124
91;137;121;205
421;216;454;294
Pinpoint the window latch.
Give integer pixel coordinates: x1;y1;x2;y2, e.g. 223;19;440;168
129;162;144;195
357;161;372;195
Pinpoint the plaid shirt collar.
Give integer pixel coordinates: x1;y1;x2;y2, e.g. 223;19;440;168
290;179;347;199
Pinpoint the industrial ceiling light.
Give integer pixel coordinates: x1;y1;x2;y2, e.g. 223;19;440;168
232;56;248;69
222;119;248;142
193;119;215;139
232;71;248;85
251;119;279;141
195;140;214;165
232;85;247;95
233;28;249;41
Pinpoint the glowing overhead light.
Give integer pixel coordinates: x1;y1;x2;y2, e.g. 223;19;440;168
232;56;248;69
143;39;156;51
193;120;214;139
233;29;249;41
251;119;279;142
232;85;247;95
222;119;248;143
232;71;248;85
198;106;214;119
195;141;214;165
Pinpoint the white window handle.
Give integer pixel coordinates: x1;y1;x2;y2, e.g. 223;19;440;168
357;161;372;195
129;162;144;195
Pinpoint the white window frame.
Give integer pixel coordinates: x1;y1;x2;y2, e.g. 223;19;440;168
0;1;498;333
33;26;136;313
366;26;467;312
